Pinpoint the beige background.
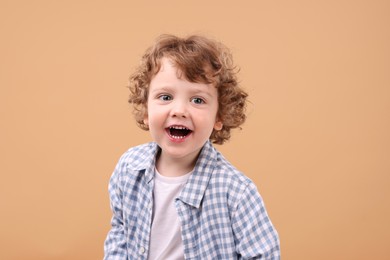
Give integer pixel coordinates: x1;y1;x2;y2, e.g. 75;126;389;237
1;0;389;259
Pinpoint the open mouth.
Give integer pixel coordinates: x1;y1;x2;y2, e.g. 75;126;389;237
166;126;192;140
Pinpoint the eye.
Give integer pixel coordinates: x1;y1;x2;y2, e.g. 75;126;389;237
158;94;172;101
191;97;205;104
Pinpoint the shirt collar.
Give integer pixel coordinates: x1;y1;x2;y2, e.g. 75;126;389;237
128;140;218;208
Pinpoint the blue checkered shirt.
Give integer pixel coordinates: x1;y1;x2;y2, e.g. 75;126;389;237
104;141;280;259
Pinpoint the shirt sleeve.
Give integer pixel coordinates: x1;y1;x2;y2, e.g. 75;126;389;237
104;163;128;260
231;181;280;259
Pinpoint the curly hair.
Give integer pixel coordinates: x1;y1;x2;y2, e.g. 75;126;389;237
128;34;248;144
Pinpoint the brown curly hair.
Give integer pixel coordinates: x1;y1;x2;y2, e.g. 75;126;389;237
128;34;248;144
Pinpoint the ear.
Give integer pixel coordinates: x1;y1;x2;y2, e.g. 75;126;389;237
143;116;149;126
213;120;223;131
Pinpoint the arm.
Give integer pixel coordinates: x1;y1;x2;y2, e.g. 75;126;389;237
104;166;128;260
232;182;280;259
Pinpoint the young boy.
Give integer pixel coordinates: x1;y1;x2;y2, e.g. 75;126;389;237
104;34;280;259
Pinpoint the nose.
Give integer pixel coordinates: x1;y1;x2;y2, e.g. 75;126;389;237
170;100;188;118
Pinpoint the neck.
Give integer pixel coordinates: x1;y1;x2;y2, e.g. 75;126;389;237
156;151;199;177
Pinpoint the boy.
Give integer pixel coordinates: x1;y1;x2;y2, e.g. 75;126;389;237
104;34;280;259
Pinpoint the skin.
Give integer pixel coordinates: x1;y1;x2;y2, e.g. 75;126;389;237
144;58;223;177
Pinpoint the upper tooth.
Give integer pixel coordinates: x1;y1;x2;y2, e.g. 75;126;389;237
171;126;187;130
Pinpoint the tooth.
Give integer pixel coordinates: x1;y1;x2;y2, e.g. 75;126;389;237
170;126;188;130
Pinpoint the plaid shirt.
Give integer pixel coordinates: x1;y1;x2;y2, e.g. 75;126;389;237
104;141;280;259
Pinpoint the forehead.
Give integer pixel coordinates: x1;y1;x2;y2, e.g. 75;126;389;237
154;58;180;80
150;58;217;94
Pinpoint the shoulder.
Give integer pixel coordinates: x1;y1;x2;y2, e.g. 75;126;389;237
116;142;158;170
109;142;158;194
198;141;256;190
214;149;253;187
110;142;158;185
198;145;264;219
208;146;260;202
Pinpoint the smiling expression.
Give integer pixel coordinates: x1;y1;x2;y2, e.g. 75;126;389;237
145;58;222;165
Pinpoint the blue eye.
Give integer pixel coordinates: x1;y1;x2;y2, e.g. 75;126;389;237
158;95;172;101
191;97;205;104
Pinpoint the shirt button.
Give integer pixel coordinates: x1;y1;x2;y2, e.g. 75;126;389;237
139;246;145;254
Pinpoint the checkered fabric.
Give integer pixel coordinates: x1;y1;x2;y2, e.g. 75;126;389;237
104;141;280;259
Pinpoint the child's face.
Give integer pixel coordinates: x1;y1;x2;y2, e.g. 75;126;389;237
145;58;222;164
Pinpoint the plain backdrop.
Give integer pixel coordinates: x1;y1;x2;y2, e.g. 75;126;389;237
1;0;389;259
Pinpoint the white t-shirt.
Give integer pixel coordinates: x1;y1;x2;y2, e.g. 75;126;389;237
148;168;192;260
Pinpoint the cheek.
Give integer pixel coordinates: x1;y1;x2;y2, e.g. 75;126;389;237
146;108;164;126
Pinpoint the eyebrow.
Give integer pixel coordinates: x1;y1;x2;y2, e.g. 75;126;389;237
149;86;172;94
190;88;213;98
